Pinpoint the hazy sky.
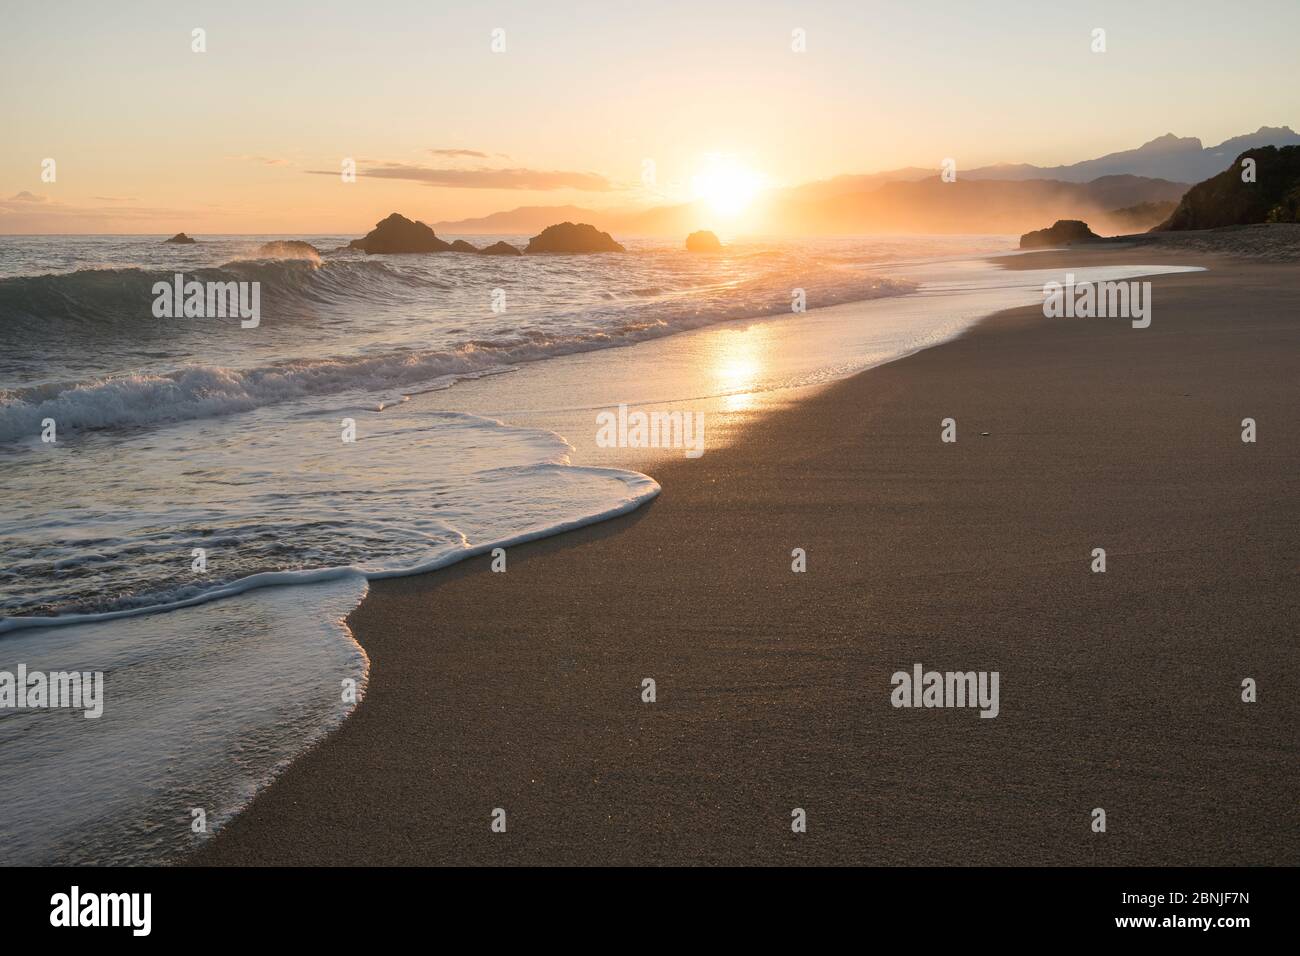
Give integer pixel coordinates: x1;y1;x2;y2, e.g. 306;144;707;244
3;0;1297;232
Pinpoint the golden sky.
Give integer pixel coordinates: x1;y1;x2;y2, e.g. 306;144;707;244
2;0;1297;233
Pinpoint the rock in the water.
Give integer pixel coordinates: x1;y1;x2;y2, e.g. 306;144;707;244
1019;219;1101;249
256;239;320;258
478;241;523;256
685;230;722;252
524;222;624;254
348;213;452;254
164;232;197;244
449;239;479;253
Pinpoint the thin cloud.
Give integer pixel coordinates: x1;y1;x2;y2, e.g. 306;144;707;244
306;163;614;191
0;195;191;222
232;155;294;167
428;148;492;159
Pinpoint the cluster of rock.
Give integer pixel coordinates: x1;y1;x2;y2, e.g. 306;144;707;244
163;233;196;244
167;215;729;257
523;221;624;253
344;213;621;256
1018;219;1101;249
347;213;453;253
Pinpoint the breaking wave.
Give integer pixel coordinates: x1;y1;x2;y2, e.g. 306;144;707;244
0;255;914;442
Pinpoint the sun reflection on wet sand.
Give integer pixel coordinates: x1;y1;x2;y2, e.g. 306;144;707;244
705;324;775;412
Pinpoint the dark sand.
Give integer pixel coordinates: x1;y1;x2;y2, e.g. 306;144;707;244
193;246;1299;866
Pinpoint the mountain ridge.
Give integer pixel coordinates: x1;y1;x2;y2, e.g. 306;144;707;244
431;126;1297;237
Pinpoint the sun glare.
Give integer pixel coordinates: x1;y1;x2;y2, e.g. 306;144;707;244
691;154;764;217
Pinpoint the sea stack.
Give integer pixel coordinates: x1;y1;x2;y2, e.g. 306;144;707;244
449;239;479;253
685;230;722;252
1019;220;1101;249
524;222;625;254
348;213;452;254
163;233;197;244
478;241;523;256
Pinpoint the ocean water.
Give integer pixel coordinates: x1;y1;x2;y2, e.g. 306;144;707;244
0;233;986;623
3;231;1203;863
0;575;368;865
0;233;927;438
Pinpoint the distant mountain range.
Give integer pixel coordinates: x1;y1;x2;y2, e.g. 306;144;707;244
433;126;1299;237
771;175;1190;236
795;126;1300;192
434;205;599;235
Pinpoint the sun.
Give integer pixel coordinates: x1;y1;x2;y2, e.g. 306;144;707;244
691;154;764;217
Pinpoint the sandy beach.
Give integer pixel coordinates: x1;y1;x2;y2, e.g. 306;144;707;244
191;240;1299;866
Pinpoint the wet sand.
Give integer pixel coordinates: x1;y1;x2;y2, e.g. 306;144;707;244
192;245;1299;866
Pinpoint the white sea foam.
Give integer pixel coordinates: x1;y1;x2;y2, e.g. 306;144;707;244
9;234;1107;864
0;401;659;864
0;575;369;865
0;253;918;440
1;408;660;625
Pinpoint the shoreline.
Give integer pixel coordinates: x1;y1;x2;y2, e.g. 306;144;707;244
191;242;1299;865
